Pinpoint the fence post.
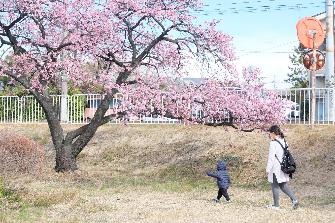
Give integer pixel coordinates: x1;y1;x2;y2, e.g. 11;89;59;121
18;97;22;123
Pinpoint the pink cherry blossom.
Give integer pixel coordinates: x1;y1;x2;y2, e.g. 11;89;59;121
0;0;290;171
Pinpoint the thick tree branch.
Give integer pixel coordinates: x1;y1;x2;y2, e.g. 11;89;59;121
71;93;115;157
151;16;166;31
99;52;127;69
131;16;147;30
2;68;64;149
0;36;11;46
7;13;28;29
135;23;180;66
122;19;138;62
31;16;46;39
204;122;255;132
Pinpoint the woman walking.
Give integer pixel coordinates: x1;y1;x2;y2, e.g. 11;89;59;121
266;125;299;210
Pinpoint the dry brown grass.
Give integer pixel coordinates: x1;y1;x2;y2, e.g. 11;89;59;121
1;124;335;222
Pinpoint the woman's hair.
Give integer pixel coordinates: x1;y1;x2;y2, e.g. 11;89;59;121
268;125;284;138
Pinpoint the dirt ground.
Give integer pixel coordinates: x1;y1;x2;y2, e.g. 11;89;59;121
84;190;334;223
2;171;334;223
1;124;335;222
22;184;335;223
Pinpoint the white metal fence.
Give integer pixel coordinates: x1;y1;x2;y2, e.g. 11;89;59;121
0;88;334;125
0;94;181;124
278;88;335;125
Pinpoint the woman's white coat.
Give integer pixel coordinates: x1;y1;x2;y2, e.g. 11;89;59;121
266;137;290;183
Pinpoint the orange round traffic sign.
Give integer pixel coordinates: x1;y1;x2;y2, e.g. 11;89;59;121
302;50;325;71
296;17;325;49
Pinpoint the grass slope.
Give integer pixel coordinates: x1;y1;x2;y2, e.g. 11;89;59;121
1;124;335;222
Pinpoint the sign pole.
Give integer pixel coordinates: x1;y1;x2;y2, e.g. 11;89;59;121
296;17;326;126
311;33;317;127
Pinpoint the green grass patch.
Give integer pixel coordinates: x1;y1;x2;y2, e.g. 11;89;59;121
16;204;42;223
234;178;271;191
221;154;243;169
0;185;34;223
151;179;211;192
304;195;335;206
96;174;212;193
154;157;268;191
0;215;7;223
31;191;77;207
2;188;22;204
1;205;43;223
103;153;115;162
0;176;4;198
0;187;73;222
319;196;335;205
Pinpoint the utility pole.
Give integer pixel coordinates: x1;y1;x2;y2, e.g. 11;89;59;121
273;74;277;89
326;0;334;86
60;2;68;123
60;68;68;123
326;0;334;122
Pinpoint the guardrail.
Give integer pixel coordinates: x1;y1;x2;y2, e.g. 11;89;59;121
0;94;182;124
277;88;335;125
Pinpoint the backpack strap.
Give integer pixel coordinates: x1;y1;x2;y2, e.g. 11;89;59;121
273;139;288;164
275;154;281;164
274;139;288;151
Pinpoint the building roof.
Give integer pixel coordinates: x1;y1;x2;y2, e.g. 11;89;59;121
182;77;207;86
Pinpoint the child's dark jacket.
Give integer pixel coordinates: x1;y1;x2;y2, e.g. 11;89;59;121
207;161;231;189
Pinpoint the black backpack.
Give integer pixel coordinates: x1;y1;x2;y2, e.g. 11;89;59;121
274;139;296;179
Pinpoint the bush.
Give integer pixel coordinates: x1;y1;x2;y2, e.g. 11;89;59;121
0;131;45;175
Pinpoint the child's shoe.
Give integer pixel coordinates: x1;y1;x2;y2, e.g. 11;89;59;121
212;198;220;203
222;197;231;203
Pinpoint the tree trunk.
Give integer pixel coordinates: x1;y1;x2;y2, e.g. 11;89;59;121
55;143;77;172
26;85;118;172
53;95;114;172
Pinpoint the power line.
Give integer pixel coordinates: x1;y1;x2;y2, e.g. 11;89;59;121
237;40;299;56
193;1;329;16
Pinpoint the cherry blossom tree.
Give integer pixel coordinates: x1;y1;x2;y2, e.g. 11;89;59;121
0;0;288;172
124;67;287;131
191;67;288;130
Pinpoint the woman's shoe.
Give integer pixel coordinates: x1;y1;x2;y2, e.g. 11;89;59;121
266;204;280;210
292;200;299;210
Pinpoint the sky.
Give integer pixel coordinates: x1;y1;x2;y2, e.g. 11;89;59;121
192;0;327;89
